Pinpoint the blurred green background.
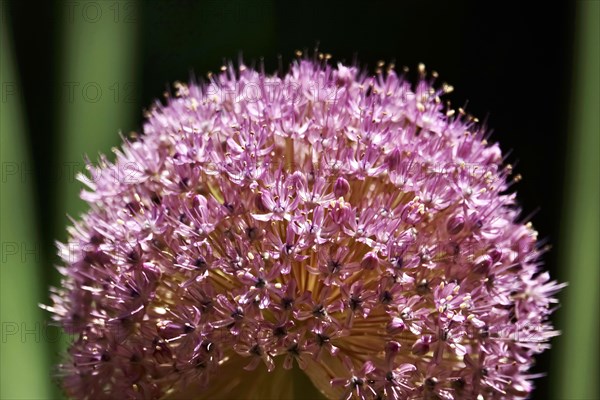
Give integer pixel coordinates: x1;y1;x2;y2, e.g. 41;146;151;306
0;1;598;399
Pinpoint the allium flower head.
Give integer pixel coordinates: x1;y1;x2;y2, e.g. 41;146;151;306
46;56;564;399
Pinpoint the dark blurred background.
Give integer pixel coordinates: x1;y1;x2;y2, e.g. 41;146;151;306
2;1;598;399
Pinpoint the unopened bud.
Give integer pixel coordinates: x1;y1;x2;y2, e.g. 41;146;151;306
334;177;350;197
446;214;465;235
361;252;379;270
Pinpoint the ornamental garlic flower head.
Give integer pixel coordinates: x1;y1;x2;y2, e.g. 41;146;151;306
46;57;564;400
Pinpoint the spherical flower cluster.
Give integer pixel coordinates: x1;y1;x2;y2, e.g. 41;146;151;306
46;56;564;399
